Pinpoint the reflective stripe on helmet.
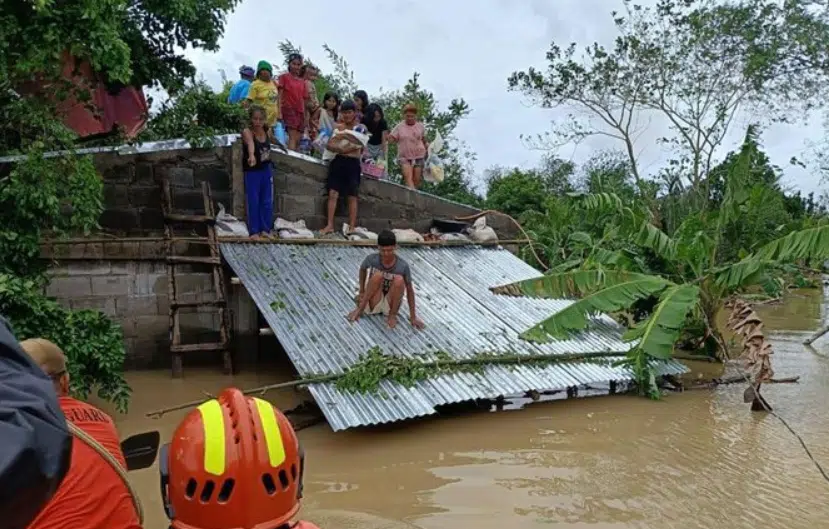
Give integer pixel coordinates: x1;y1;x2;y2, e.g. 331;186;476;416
197;400;226;475
252;398;286;467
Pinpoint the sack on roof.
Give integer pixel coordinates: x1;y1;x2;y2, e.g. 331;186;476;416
274;218;314;239
215;203;249;238
468;216;498;244
393;228;424;243
345;225;378;241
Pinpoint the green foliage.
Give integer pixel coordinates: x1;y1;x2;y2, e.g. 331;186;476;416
0;123;130;412
492;126;829;396
138;80;247;147
331;346;626;395
0;0;240;94
0;275;130;412
508;0;829;192
0;150;101;275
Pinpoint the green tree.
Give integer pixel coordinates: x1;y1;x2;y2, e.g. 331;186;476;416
493;128;829;397
138;80;246;147
508;0;829;199
0;0;239;411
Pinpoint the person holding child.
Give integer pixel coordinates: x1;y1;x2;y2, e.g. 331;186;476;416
320;100;365;235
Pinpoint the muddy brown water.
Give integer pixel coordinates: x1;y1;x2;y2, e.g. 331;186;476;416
96;289;829;529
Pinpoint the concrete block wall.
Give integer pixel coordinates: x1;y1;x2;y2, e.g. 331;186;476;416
46;258;219;369
95;147;233;235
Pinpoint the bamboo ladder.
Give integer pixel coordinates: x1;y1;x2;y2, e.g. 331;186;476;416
160;177;233;377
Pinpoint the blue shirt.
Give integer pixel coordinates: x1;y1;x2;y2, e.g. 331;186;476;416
227;79;252;104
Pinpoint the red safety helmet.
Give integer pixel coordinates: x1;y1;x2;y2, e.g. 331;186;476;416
160;388;305;529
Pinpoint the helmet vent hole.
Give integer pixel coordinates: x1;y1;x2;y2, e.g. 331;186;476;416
218;479;235;503
200;480;215;503
234;432;241;444
185;479;198;499
291;464;297;481
262;473;277;495
278;469;290;490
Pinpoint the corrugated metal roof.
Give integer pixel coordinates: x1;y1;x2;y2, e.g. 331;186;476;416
220;243;688;431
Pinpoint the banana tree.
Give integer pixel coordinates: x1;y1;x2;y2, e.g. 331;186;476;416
492;152;829;396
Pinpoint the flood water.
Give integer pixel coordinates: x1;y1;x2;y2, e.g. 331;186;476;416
105;288;829;529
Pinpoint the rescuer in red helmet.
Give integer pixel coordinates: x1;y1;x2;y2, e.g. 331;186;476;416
160;387;320;529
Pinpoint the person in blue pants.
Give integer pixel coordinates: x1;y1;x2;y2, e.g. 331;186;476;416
242;105;276;238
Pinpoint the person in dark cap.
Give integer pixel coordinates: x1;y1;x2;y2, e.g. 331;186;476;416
228;65;255;104
0;316;72;529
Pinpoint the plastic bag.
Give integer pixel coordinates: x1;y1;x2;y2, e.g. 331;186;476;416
274;121;288;146
274;217;314;239
467;216;498;244
423;131;445;183
215;203;249;238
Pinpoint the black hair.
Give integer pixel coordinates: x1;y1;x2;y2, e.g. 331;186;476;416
353;90;369;111
340;99;356;112
323;92;340;121
377;229;396;247
287;53;303;65
363;103;384;124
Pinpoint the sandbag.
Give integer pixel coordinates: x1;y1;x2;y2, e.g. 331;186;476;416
215;203;249;238
393;228;424;243
274;218;314;239
467;216;498;244
346;225;378;241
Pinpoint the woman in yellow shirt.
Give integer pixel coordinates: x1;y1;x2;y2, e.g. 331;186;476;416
245;60;280;128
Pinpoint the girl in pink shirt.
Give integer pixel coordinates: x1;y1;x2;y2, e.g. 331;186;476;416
388;103;428;189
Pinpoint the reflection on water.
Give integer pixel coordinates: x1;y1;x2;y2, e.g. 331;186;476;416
117;288;829;529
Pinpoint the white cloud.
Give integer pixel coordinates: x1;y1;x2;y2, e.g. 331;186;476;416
185;0;825;196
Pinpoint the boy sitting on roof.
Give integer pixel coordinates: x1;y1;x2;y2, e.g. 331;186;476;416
348;230;426;330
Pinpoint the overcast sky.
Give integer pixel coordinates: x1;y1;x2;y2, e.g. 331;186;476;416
184;0;825;197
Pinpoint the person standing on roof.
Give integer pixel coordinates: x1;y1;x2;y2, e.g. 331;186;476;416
227;65;255;104
278;53;310;151
388;102;429;189
320;100;365;235
0;318;72;529
348;230;426;330
245;60;280;129
242;105;276;240
21;338;142;529
159;387;321;529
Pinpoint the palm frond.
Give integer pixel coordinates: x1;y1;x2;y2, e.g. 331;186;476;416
713;258;769;289
548;259;583;273
754;224;829;262
634;221;677;260
580;192;626;213
623;285;700;359
518;276;674;343
491;269;660;299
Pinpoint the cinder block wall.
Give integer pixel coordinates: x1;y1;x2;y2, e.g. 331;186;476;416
27;144;515;370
